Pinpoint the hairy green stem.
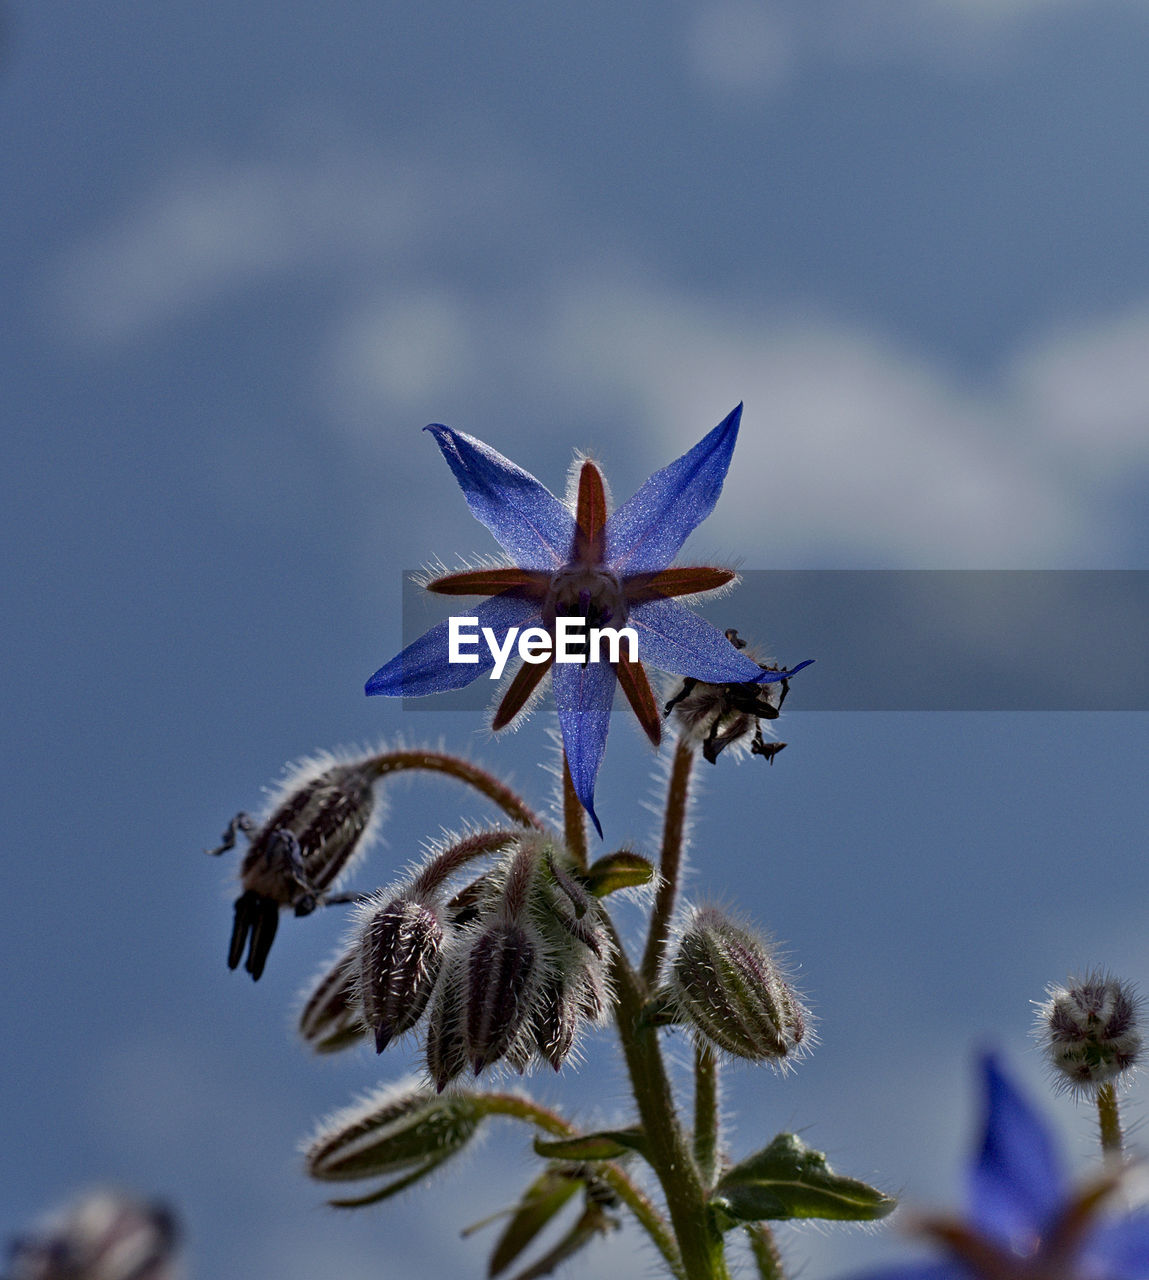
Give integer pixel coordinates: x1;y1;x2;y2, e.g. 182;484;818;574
745;1223;785;1280
1097;1082;1123;1156
365;749;542;829
613;944;731;1280
562;751;589;872
693;1042;720;1190
642;737;695;985
483;1092;684;1279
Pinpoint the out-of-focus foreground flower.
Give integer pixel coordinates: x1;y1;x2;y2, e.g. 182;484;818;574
5;1189;181;1280
842;1053;1149;1280
365;405;811;834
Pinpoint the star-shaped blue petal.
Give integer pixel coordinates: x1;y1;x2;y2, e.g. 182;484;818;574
366;406;812;835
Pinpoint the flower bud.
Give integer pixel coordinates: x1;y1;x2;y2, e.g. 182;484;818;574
356;890;447;1053
305;1079;480;1186
426;964;469;1093
6;1189;181;1280
298;949;366;1053
1037;971;1143;1095
465;921;541;1074
668;908;809;1064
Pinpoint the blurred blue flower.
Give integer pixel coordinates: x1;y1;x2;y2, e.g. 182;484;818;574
365;404;811;835
845;1053;1149;1280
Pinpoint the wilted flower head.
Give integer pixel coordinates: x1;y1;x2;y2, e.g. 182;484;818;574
838;1053;1149;1280
6;1189;181;1280
1036;971;1142;1096
365;406;811;834
665;907;809;1065
664;628;791;764
207;751;383;980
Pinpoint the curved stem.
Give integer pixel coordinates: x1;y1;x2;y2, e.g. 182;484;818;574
482;1093;684;1279
364;749;542;829
745;1224;785;1280
693;1042;720;1191
642;738;695;985
413;828;519;895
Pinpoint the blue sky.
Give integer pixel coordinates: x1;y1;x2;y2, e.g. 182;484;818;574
5;2;1149;1276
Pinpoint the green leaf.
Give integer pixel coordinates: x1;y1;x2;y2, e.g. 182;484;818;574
327;1151;455;1208
488;1170;583;1277
583;852;656;897
533;1127;649;1162
710;1133;897;1228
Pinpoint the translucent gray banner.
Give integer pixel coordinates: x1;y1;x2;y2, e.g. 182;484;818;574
398;571;1149;711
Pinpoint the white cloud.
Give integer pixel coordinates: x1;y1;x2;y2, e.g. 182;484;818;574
42;141;527;346
330;272;1149;566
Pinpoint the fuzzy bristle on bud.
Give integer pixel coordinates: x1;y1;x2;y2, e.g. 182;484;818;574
356;891;447;1053
305;1080;480;1186
6;1189;181;1280
668;908;809;1064
1037;971;1143;1095
426;965;470;1093
298;949;366;1053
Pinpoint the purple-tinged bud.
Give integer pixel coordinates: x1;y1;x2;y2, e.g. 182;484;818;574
298;949;366;1054
305;1078;480;1189
426;966;469;1093
465;921;541;1074
356;890;447;1053
210;752;383;981
668;908;809;1065
534;975;580;1071
6;1189;181;1280
1037;971;1143;1095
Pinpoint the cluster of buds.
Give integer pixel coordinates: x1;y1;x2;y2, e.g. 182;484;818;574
207;752;382;980
663;630;790;764
300;830;614;1089
660;907;809;1065
1035;971;1143;1095
5;1190;181;1280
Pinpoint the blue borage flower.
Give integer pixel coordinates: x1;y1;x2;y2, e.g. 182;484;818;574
844;1053;1149;1280
365;405;812;835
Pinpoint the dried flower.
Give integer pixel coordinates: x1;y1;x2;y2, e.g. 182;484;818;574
6;1189;181;1280
365;407;811;834
1036;971;1142;1096
664;629;791;764
207;752;382;980
667;908;809;1064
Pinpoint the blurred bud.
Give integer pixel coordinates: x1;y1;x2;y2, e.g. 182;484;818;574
663;629;789;765
1037;971;1143;1095
305;1078;480;1189
209;752;382;981
355;889;447;1053
668;908;809;1064
298;949;366;1053
6;1189;181;1280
